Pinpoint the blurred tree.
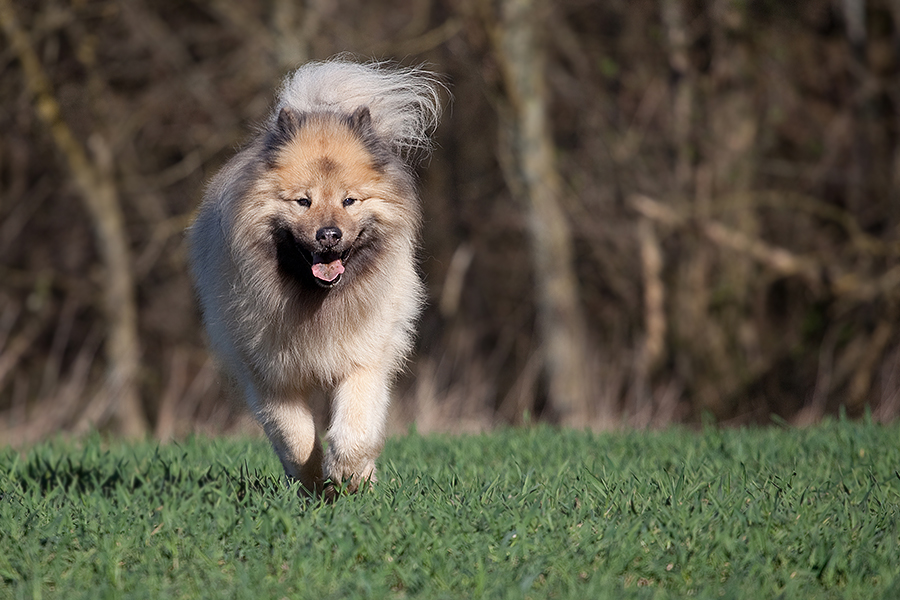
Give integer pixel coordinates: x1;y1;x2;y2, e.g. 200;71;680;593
492;0;591;425
1;0;899;440
0;0;146;437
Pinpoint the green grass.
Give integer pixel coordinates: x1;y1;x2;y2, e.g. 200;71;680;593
1;419;899;599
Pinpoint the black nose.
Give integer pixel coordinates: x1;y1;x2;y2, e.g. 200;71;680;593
315;226;342;247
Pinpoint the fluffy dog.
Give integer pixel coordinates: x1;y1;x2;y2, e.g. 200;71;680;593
187;59;442;495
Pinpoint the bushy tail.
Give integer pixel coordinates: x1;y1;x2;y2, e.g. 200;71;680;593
273;57;444;161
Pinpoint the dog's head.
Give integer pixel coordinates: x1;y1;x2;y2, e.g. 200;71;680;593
257;106;418;289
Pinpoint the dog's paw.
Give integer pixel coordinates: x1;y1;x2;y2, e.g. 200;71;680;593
323;451;377;496
321;474;376;502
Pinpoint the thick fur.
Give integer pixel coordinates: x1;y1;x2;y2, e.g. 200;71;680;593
187;59;441;495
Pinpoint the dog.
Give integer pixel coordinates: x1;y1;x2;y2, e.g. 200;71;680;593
187;59;442;496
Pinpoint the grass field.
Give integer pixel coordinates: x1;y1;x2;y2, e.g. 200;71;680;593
1;418;899;599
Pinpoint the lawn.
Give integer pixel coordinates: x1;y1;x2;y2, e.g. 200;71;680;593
1;418;899;599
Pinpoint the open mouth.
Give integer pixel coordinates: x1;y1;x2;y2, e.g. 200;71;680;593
302;247;353;288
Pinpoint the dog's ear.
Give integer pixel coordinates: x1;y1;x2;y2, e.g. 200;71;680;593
347;106;372;133
347;106;393;170
277;106;304;136
265;107;305;168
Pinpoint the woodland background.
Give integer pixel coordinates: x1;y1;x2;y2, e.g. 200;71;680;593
1;0;899;443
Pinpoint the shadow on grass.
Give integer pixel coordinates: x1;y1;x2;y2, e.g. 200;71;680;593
4;443;293;505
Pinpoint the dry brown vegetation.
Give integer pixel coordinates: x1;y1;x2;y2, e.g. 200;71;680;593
1;0;899;442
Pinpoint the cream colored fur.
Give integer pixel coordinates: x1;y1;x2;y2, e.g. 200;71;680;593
187;59;441;495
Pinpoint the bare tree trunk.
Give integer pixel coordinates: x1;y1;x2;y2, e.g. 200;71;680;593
708;0;759;412
891;0;900;222
628;0;696;421
664;0;759;418
1;0;147;437
492;0;591;426
661;0;695;195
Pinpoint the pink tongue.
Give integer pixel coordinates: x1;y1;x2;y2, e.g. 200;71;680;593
311;259;345;282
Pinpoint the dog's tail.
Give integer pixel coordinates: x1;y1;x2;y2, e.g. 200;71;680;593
273;57;444;161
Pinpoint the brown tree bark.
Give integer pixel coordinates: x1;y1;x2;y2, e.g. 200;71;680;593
0;0;147;437
492;0;591;426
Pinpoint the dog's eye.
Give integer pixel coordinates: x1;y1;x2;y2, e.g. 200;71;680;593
342;198;357;207
296;198;311;208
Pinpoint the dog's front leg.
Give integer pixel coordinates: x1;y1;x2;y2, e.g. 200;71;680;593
255;395;324;495
324;366;391;493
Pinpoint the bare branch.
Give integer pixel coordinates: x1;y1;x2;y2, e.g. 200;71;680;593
631;194;900;303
